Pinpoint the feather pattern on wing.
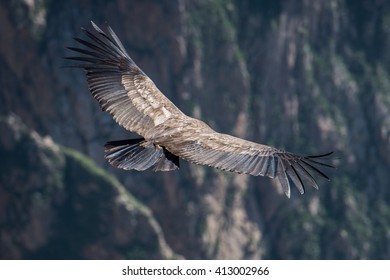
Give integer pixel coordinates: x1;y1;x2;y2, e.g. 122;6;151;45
66;22;184;137
154;123;333;197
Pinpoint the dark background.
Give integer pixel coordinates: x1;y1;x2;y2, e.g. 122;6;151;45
1;0;390;259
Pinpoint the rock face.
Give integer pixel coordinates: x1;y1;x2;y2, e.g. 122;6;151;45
0;114;176;259
1;0;390;259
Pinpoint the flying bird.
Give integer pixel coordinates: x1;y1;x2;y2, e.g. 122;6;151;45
66;21;333;198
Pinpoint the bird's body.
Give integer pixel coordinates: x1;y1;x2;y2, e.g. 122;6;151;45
67;22;333;198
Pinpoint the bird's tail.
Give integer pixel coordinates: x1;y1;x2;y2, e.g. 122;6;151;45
104;138;179;171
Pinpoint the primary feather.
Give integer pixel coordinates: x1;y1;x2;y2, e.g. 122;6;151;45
66;21;333;198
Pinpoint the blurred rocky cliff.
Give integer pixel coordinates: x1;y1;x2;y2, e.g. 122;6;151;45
1;0;390;259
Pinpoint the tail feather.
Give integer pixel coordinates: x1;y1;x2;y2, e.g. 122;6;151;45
104;138;179;171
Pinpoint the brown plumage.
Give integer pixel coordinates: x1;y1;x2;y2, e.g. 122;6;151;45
66;21;333;198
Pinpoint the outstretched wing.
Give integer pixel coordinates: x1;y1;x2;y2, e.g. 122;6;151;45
161;127;333;198
66;21;183;136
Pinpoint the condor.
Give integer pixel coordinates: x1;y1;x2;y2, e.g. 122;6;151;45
67;22;333;198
